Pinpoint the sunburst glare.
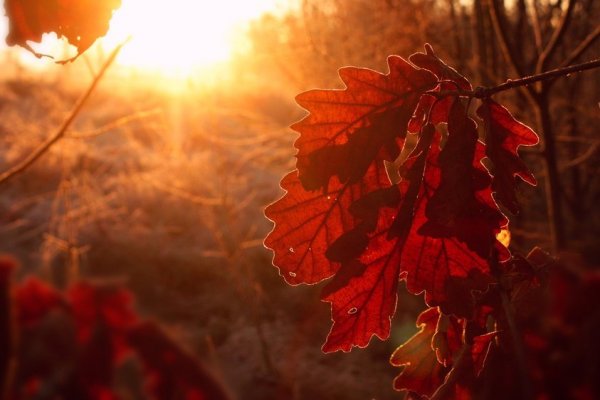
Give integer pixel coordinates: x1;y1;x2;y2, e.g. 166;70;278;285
102;0;285;76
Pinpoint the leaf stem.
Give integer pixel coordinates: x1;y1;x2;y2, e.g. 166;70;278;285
499;289;533;400
488;249;532;399
430;343;470;400
0;39;129;186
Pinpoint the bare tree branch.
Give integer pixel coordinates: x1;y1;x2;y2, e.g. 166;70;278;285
536;0;575;72
560;24;600;67
0;39;128;186
487;0;538;104
529;0;544;53
431;57;600;98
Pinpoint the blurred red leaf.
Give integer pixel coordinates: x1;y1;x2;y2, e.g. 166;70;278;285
129;322;230;400
3;273;226;400
5;0;122;61
69;282;137;356
15;278;62;327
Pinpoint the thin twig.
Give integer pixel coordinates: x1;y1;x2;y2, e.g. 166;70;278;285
430;344;469;400
499;289;533;400
489;249;533;400
559;142;599;171
482;57;600;96
535;0;574;73
67;109;162;139
487;0;525;78
559;24;600;68
529;0;543;54
0;39;129;186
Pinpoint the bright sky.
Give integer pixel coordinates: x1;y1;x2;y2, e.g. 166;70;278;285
0;0;293;75
104;0;289;73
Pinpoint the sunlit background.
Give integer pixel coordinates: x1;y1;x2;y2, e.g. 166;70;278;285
104;0;289;74
0;0;294;79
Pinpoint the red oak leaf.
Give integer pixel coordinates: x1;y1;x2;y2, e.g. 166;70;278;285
392;122;502;317
319;126;435;352
265;162;391;285
477;99;539;214
292;56;437;190
266;49;519;355
310;114;507;351
266;57;436;285
390;307;449;397
420;100;508;259
5;0;122;61
399;102;508;317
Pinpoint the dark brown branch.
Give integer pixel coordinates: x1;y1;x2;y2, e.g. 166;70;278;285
481;57;600;96
430;58;600;98
0;40;128;186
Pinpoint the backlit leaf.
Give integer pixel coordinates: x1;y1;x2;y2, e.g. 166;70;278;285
477;99;539;214
5;0;122;61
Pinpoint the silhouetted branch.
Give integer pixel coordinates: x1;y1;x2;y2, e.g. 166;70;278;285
431;58;600;98
0;39;128;186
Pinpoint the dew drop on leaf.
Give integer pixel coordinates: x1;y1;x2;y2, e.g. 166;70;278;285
289;272;297;277
347;307;358;315
289;247;295;253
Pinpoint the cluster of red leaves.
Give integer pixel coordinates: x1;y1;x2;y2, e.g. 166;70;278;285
4;0;122;62
0;257;229;400
264;44;581;397
265;44;537;352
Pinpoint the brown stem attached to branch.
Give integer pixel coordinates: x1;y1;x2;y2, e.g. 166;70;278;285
488;249;533;400
0;39;129;187
499;288;533;400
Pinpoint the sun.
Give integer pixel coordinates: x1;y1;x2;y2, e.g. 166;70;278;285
102;0;284;75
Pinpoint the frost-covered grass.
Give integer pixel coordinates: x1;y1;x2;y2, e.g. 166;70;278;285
0;69;417;399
